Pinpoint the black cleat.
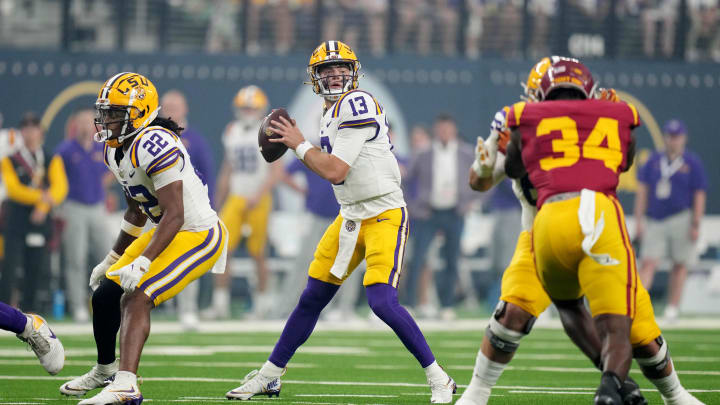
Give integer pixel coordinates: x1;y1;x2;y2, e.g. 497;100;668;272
620;376;648;405
594;371;624;405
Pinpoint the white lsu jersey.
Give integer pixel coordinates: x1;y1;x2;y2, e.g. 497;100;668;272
320;89;405;220
104;126;218;231
223;119;268;197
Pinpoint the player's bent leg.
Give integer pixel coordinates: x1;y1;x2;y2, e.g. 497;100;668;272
456;301;536;405
365;283;456;404
555;298;602;367
60;279;123;396
593;314;633;405
226;277;338;400
634;337;706;405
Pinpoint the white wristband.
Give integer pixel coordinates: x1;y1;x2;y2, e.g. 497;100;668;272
472;160;493;178
120;219;143;237
295;141;313;161
107;250;121;264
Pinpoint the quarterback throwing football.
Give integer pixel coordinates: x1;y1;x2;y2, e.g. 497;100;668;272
225;40;456;403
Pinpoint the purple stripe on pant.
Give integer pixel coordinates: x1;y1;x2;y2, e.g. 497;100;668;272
387;207;407;285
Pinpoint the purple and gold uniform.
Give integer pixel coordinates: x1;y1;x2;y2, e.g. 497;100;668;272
103;126;227;306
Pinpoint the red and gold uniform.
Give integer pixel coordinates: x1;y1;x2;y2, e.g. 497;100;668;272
507;99;649;321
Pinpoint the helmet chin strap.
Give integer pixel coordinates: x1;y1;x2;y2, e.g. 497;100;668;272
94;129;112;143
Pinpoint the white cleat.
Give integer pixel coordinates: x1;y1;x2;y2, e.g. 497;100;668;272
16;314;65;375
78;380;143;405
60;362;118;396
428;371;457;403
226;369;283;400
663;391;706;405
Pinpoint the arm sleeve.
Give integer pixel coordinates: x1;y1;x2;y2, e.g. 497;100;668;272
1;157;43;205
331;126;375;167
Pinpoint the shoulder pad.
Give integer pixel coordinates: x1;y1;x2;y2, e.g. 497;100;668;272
129;127;183;176
506;102;527;129
623;102;640;128
332;89;382;120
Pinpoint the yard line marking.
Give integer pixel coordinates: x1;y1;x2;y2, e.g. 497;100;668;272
294;394;397;398
0;359;317;368
509;390;592;395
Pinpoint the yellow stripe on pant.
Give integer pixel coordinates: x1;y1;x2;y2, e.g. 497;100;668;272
309;207;409;287
106;221;227;306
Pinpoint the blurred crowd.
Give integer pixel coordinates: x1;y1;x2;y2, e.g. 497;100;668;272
0;82;708;328
1;0;719;62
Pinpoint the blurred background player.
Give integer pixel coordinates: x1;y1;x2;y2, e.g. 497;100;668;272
403;113;476;320
55;109;113;323
160;89;216;329
0;301;64;375
634;119;707;322
206;85;282;320
0;113;68;311
225;40;456;403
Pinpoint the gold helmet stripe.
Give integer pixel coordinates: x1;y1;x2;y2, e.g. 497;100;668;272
100;72;130;99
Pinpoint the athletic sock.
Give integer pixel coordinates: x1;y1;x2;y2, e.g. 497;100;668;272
268;277;339;368
260;360;285;377
366;283;436;367
114;371;137;387
0;302;29;335
472;350;506;387
97;361;118;375
649;367;687;400
424;361;447;382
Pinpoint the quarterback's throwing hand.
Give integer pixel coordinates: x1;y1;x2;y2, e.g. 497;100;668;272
268;116;304;150
472;130;499;178
107;256;151;292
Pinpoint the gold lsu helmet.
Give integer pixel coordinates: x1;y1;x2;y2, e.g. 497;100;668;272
522;56;557;102
307;40;361;101
95;72;160;148
233;85;269;112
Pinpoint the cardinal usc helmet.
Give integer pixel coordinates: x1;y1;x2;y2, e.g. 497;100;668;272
306;40;361;101
537;57;597;101
94;72;160;148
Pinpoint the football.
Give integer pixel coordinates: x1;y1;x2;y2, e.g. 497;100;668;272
258;108;291;163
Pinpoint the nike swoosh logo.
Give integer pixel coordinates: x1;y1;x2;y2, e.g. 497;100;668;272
62;385;86;392
129;171;135;178
377;218;390;222
109;388;138;393
326;122;331;128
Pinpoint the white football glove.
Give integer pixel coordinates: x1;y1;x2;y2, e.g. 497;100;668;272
107;256;151;292
472;130;499;178
89;251;121;291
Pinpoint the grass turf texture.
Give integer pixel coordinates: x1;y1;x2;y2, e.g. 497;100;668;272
1;327;718;404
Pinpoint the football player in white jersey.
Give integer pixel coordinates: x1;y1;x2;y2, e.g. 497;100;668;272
207;85;282;320
457;58;703;405
59;72;228;405
224;40;456;403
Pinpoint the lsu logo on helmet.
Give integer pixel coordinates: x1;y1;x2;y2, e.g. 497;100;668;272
306;40;361;101
95;72;159;148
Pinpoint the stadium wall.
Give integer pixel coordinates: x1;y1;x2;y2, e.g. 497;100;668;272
0;51;716;212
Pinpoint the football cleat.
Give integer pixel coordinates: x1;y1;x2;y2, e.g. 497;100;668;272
226;369;282;400
16;314;65;375
428;371;457;403
60;361;118;396
78;380;143;405
595;372;623;405
620;376;647;405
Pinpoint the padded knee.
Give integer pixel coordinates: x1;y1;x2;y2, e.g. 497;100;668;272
493;300;537;335
485;301;533;353
635;336;670;373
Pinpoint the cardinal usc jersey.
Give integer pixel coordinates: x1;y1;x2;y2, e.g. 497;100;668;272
223;119;269;197
104;126;218;231
320;89;404;220
507;99;639;207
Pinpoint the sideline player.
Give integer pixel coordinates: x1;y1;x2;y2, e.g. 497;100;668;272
207;85;282;320
224;40;456;403
59;72;227;404
458;57;703;405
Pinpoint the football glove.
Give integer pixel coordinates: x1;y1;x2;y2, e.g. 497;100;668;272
472;131;499;178
89;251;121;291
107;256;151;292
597;87;619;102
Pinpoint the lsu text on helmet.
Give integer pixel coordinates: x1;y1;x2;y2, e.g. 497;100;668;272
95;72;160;148
537;57;597;101
307;40;361;102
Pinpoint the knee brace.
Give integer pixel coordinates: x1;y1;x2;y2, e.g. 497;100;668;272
485;301;531;353
635;336;670;373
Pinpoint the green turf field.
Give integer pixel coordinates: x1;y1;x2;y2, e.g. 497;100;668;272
1;325;718;404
